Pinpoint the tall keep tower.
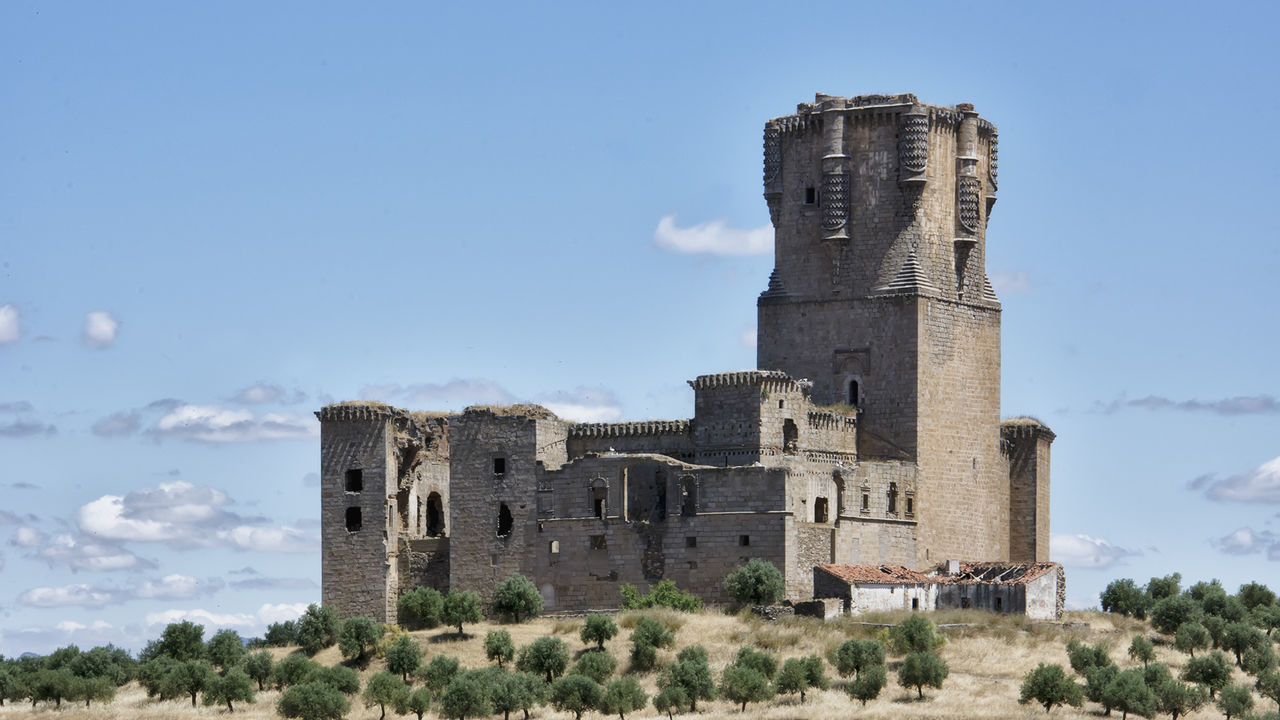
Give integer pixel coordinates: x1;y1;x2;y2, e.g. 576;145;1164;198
757;93;1007;566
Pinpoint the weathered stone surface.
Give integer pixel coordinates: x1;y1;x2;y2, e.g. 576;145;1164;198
315;93;1057;622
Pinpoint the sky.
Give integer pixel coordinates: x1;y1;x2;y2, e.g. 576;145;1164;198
2;1;1278;656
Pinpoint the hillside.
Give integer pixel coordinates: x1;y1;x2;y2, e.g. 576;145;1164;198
0;608;1261;720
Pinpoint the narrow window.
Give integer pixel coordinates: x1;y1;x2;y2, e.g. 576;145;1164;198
680;476;697;517
912;597;919;611
497;503;513;537
344;469;363;493
591;487;606;519
861;493;869;512
888;483;898;514
686;536;697;548
493;458;506;475
778;400;784;409
549;540;560;559
590;534;606;550
739;535;750;547
961;597;972;609
804;187;817;204
814;497;829;523
905;497;914;515
848;380;859;406
345;507;362;532
782;419;798;454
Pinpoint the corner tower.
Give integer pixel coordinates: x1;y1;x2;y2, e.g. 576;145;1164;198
757;93;1006;566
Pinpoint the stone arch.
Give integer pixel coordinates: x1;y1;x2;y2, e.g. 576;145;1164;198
426;492;444;537
679;475;698;517
588;477;608;519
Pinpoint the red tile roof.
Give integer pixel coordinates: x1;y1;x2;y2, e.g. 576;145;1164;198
816;564;931;585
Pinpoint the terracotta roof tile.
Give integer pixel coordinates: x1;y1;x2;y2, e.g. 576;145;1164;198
816;564;931;585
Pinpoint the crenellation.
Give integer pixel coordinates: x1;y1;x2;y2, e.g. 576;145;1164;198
317;91;1059;621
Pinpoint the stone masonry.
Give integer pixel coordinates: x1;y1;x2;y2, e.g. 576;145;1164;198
317;93;1058;621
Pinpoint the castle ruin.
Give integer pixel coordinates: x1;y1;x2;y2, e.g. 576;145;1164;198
317;93;1057;622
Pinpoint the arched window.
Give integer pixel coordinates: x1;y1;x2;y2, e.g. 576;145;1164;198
497;503;513;537
814;497;829;523
782;419;798;454
680;476;697;517
426;492;444;536
848;379;860;407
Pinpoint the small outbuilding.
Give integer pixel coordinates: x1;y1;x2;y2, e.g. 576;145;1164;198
932;561;1065;620
814;564;936;615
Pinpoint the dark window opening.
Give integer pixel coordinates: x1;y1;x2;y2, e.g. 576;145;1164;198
344;469;363;493
739;535;750;547
493;458;505;475
814;497;829;523
912;597;919;611
778;400;784;409
995;597;1003;612
590;534;606;550
861;493;869;511
804;187;817;204
961;597;972;609
345;507;362;532
848;380;859;406
888;483;898;514
497;503;513;537
680;477;697;517
591;486;606;519
426;492;444;536
782;419;798;454
396;488;410;532
686;536;697;548
905;497;914;515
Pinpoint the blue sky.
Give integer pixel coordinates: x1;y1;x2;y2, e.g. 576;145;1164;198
2;1;1278;655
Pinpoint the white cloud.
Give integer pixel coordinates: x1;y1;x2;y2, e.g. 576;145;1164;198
56;620;87;632
1051;533;1139;569
1200;456;1280;503
82;310;120;348
653;215;773;256
76;480;317;554
145;603;308;635
150;404;317;443
233;383;284;404
135;574;222;600
19;584;116;608
12;526;47;547
990;270;1032;295
0;304;19;344
361;379;515;408
18;529;153;572
739;327;757;348
539;387;624;423
1211;526;1280;558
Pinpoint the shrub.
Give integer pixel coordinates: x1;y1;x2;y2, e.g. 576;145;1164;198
277;681;350;720
1066;638;1113;675
363;671;410;720
1128;635;1155;668
306;664;360;696
1181;652;1232;699
1217;683;1254;720
439;672;494;720
271;654;320;690
619;580;702;612
338;616;385;667
398;587;444;630
1100;668;1157;720
1101;578;1149;619
296;604;341;655
656;646;715;712
443;590;484;635
1083;664;1119;713
244;651;274;691
722;559;785;606
832;638;884;678
516;637;570;683
628;616;675;670
1018;663;1083;713
549;673;604;720
485;630;516;668
203;668;255;712
719;664;773;711
1175;622;1211;657
897;651;948;700
581;615;619;650
848;663;886;706
890;615;943;655
571;651;617;684
491;575;543;623
418;655;462;698
385;634;424;681
775;655;828;703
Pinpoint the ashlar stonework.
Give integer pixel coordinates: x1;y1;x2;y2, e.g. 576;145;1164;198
317;93;1059;623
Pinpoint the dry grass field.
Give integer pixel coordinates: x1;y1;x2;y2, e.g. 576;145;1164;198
0;609;1265;720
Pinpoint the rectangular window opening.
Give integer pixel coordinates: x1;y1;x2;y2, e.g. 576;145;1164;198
493;458;506;475
906;497;914;515
590;534;607;550
345;507;362;533
804;187;817;204
738;535;750;547
861;493;869;512
344;469;363;493
685;536;697;548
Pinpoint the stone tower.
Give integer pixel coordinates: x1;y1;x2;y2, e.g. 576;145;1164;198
757;93;1007;566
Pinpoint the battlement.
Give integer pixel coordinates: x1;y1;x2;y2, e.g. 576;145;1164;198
569;420;691;438
315;402;396;422
688;370;812;394
1001;417;1057;442
807;409;857;431
460;404;561;421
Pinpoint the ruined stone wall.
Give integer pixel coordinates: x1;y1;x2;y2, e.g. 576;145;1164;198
567;421;695;462
532;457;789;610
790;522;834;596
914;298;1005;566
1004;421;1054;563
318;405;395;621
447;408;569;604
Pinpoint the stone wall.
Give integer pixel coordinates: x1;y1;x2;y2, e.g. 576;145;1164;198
1003;420;1055;563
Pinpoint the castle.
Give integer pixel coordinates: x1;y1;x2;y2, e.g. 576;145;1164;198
317;93;1058;622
